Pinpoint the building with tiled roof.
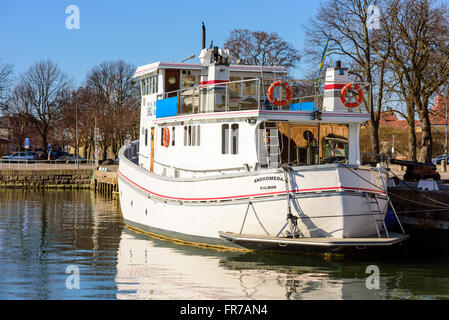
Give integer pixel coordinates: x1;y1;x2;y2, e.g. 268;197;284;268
430;95;448;132
379;108;409;129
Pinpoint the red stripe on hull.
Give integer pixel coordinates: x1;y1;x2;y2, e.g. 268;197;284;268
118;170;385;202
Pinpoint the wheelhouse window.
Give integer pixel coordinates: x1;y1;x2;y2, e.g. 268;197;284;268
181;70;196;89
242;77;256;97
229;77;242;96
319;124;349;163
141;73;159;95
257;122;349;167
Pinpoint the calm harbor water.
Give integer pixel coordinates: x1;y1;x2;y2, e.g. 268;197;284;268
0;189;448;300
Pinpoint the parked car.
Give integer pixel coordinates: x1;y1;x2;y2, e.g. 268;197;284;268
432;154;449;164
2;151;38;161
49;150;69;160
60;154;87;163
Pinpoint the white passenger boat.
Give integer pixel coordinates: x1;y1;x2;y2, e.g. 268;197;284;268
118;31;408;254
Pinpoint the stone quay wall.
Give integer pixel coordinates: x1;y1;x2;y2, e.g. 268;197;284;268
0;169;94;189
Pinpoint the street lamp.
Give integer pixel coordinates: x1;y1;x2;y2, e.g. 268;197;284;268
181;54;195;63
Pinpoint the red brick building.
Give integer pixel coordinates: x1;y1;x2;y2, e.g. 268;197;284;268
379;96;448;131
430;95;448;132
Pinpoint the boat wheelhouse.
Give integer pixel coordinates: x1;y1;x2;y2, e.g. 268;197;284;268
118;34;408;254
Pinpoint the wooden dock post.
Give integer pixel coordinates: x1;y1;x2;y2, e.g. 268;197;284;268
93;169;118;197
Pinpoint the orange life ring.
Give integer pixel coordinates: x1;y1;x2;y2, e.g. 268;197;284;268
340;83;364;108
267;80;292;107
163;127;170;148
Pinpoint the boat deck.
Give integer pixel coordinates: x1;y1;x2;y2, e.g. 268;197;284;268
218;231;410;253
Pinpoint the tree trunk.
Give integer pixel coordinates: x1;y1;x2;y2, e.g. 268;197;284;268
407;120;417;161
368;120;380;154
418;108;433;163
102;143;109;161
41;126;49;159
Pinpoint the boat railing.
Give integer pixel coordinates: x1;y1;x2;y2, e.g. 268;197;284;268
157;78;370;118
152;159;253;177
123;140;140;163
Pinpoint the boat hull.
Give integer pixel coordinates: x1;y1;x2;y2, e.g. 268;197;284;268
118;144;392;252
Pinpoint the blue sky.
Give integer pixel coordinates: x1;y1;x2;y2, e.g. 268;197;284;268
0;0;321;86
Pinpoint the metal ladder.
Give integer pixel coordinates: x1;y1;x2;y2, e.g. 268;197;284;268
265;125;281;168
377;168;406;234
364;168;406;238
364;192;389;238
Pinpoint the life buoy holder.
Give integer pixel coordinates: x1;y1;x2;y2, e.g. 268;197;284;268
163;127;170;148
267;80;292;107
340;83;364;108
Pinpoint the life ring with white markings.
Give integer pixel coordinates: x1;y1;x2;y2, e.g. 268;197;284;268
340;83;364;108
267;80;292;107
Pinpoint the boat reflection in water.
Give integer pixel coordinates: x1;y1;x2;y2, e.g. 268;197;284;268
115;228;391;300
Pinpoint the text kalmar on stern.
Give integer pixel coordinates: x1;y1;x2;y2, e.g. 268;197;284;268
180;304;268;317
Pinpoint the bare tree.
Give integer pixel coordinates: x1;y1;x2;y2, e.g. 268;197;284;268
86;60;140;160
2;82;38;150
19;60;73;158
381;0;449;162
303;0;391;155
224;29;301;68
0;61;13;109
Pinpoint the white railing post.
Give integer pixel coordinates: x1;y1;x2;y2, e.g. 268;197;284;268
225;83;229;112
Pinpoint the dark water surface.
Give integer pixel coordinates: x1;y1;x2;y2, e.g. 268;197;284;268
0;189;448;300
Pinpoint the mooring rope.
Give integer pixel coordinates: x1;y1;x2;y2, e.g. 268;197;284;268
341;163;449;209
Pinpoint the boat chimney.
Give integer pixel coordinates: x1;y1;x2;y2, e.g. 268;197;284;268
202;22;206;49
322;64;350;112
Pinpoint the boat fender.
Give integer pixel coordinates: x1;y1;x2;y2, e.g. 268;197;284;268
267;80;292;107
340;83;364;108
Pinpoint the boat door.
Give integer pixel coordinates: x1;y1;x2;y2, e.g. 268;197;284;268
150;127;155;172
165;69;180;98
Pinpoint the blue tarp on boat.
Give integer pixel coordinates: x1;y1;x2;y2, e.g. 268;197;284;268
290;101;314;111
156;97;178;118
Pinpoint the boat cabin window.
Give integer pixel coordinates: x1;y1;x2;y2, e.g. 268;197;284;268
222;124;229;154
257;122;349;167
231;124;239;154
144;128;148;146
222;124;239;155
160;127;164;146
184;125;201;146
172;127;175;146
